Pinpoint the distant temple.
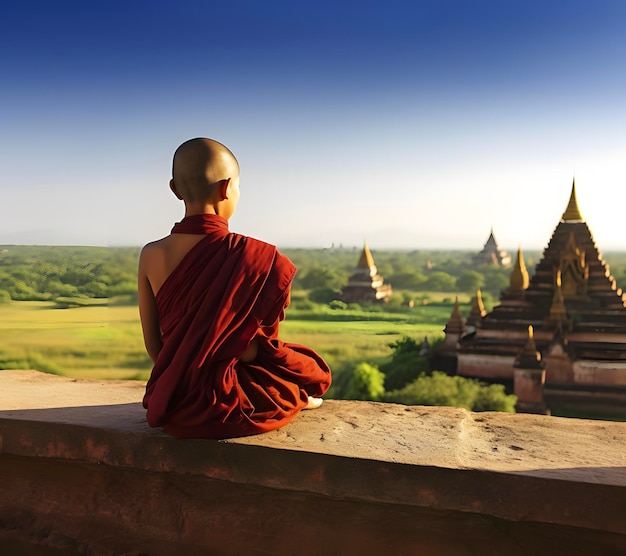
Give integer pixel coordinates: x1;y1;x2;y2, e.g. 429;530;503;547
472;228;511;267
340;243;392;304
442;180;626;418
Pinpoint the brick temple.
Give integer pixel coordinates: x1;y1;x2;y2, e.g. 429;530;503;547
340;243;392;304
472;228;511;267
444;181;626;418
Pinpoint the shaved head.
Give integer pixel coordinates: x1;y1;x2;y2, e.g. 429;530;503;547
171;138;239;203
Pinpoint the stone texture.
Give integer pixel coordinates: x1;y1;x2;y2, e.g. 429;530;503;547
1;370;623;482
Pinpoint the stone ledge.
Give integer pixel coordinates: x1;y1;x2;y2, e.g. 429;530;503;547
1;370;626;554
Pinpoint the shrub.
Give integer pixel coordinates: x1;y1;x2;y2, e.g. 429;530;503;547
379;336;430;390
344;362;386;401
385;371;516;412
308;287;339;304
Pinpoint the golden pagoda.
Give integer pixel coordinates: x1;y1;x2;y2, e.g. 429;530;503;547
340;243;392;304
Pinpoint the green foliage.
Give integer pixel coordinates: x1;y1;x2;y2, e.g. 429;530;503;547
385;371;517;412
344;362;386;401
0;351;64;375
478;265;510;297
54;297;108;308
422;271;457;292
291;299;315;310
387;270;426;290
298;266;344;290
379;336;430;390
456;270;485;293
328;299;348;310
0;245;141;301
473;382;517;412
308;287;339;304
0;290;11;303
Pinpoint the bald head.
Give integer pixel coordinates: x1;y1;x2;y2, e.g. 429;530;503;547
171;138;239;203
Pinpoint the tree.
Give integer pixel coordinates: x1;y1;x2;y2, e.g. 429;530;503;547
385;371;516;412
344;362;386;401
422;271;457;292
379;337;430;390
299;266;343;290
456;270;485;293
387;270;426;290
308;287;339;304
479;266;510;297
473;383;517;412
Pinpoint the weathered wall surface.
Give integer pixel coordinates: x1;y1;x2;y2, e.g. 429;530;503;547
1;371;625;555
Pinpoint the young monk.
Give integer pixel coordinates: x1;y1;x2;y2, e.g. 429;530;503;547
138;137;331;439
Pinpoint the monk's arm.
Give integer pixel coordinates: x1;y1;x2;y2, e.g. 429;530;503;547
138;248;163;364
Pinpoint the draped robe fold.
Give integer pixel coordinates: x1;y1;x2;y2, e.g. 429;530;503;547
142;215;331;439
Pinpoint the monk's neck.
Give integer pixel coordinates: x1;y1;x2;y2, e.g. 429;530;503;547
184;202;224;216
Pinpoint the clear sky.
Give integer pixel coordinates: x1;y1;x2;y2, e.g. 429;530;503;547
1;1;625;251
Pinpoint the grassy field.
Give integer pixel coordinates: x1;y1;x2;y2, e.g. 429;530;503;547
0;300;450;381
0;301;149;380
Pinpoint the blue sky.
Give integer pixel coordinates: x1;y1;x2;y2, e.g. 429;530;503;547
1;1;625;251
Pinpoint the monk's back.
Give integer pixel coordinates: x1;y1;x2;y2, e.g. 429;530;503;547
143;234;207;297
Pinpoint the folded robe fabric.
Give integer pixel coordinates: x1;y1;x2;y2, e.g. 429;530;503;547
143;214;332;439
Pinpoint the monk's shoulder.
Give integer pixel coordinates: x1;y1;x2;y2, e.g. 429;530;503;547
139;236;169;266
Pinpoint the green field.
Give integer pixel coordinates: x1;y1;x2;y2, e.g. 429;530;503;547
0;301;450;382
0;301;149;380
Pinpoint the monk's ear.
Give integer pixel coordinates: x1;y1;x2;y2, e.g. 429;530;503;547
169;179;183;200
219;178;231;200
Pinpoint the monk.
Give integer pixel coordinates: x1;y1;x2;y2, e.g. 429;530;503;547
138;138;331;439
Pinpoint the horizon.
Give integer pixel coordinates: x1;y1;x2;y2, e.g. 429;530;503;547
2;1;625;251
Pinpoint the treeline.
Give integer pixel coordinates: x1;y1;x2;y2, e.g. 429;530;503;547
0;245;139;302
286;247;526;308
1;244;626;305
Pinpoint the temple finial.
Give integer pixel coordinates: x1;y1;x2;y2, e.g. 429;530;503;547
561;178;584;222
357;241;376;269
548;269;567;321
510;246;529;290
521;325;540;361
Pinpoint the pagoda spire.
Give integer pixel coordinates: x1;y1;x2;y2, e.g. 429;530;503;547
442;297;466;351
357;241;376;269
513;325;548;414
444;297;466;337
517;325;542;366
470;289;486;319
561;178;584;222
466;289;486;330
547;270;568;324
509;246;529;290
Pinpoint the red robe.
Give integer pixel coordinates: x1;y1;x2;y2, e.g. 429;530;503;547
142;214;331;439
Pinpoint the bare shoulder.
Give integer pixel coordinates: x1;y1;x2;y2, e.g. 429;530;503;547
140;237;167;262
140;234;206;296
138;237;172;296
139;238;168;275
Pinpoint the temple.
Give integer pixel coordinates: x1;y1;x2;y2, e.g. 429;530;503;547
340;243;392;304
444;180;626;418
472;228;511;267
